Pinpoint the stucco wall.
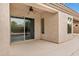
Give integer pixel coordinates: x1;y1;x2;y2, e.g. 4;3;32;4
10;3;41;40
42;12;59;43
0;3;10;55
42;11;74;43
58;11;73;43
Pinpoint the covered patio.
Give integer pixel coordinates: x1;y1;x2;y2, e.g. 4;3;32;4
9;37;79;56
0;3;78;56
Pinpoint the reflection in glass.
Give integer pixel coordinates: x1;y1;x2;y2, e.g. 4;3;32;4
25;18;34;40
25;20;31;39
67;17;72;33
11;17;34;42
11;17;24;42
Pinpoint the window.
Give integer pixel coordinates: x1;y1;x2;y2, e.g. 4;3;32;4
41;18;44;34
67;17;72;33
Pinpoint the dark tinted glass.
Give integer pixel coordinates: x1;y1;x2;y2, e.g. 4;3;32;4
11;17;24;42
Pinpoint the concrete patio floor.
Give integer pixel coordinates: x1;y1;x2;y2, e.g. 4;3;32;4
9;36;79;56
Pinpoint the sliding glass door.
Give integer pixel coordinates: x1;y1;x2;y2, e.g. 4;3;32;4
11;16;34;43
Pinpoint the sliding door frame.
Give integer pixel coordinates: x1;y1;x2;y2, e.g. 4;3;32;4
10;16;35;43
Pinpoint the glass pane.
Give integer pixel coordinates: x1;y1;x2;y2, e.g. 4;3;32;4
11;17;24;42
67;17;72;33
25;20;31;39
25;18;34;40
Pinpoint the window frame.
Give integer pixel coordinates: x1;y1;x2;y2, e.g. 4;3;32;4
10;16;35;43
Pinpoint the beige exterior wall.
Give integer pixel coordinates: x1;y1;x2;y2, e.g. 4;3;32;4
42;11;74;43
42;12;59;43
0;3;10;55
58;11;73;43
